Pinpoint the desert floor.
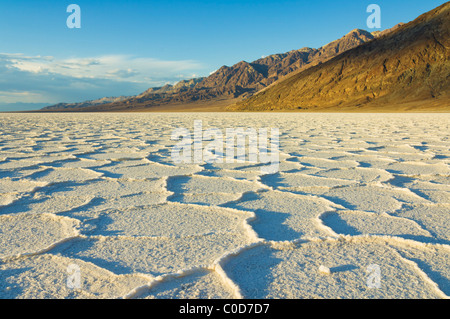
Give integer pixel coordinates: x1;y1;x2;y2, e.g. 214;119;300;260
0;113;448;299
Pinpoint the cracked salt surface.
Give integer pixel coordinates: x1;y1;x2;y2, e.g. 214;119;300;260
0;113;448;299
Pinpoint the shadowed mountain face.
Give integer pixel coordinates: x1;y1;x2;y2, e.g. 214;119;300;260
42;29;377;111
231;2;450;112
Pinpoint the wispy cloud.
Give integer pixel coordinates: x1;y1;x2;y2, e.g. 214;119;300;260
0;53;205;105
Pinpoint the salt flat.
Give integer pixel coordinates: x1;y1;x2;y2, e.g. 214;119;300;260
0;112;448;299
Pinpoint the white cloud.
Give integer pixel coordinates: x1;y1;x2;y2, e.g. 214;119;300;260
106;68;139;79
0;53;206;104
0;90;45;103
1;53;203;83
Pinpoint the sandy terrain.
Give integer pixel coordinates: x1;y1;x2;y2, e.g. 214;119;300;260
0;113;448;299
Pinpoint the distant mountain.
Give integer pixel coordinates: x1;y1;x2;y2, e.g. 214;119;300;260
42;78;205;111
136;77;205;97
43;29;379;112
43;96;132;110
231;2;450;111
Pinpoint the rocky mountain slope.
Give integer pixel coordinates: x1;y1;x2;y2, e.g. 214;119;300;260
231;3;450;111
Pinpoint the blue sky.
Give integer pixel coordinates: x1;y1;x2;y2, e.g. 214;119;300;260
0;0;447;110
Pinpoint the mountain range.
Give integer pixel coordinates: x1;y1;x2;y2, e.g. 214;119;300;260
232;2;449;111
42;96;132;110
42;2;450;112
41;29;381;111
